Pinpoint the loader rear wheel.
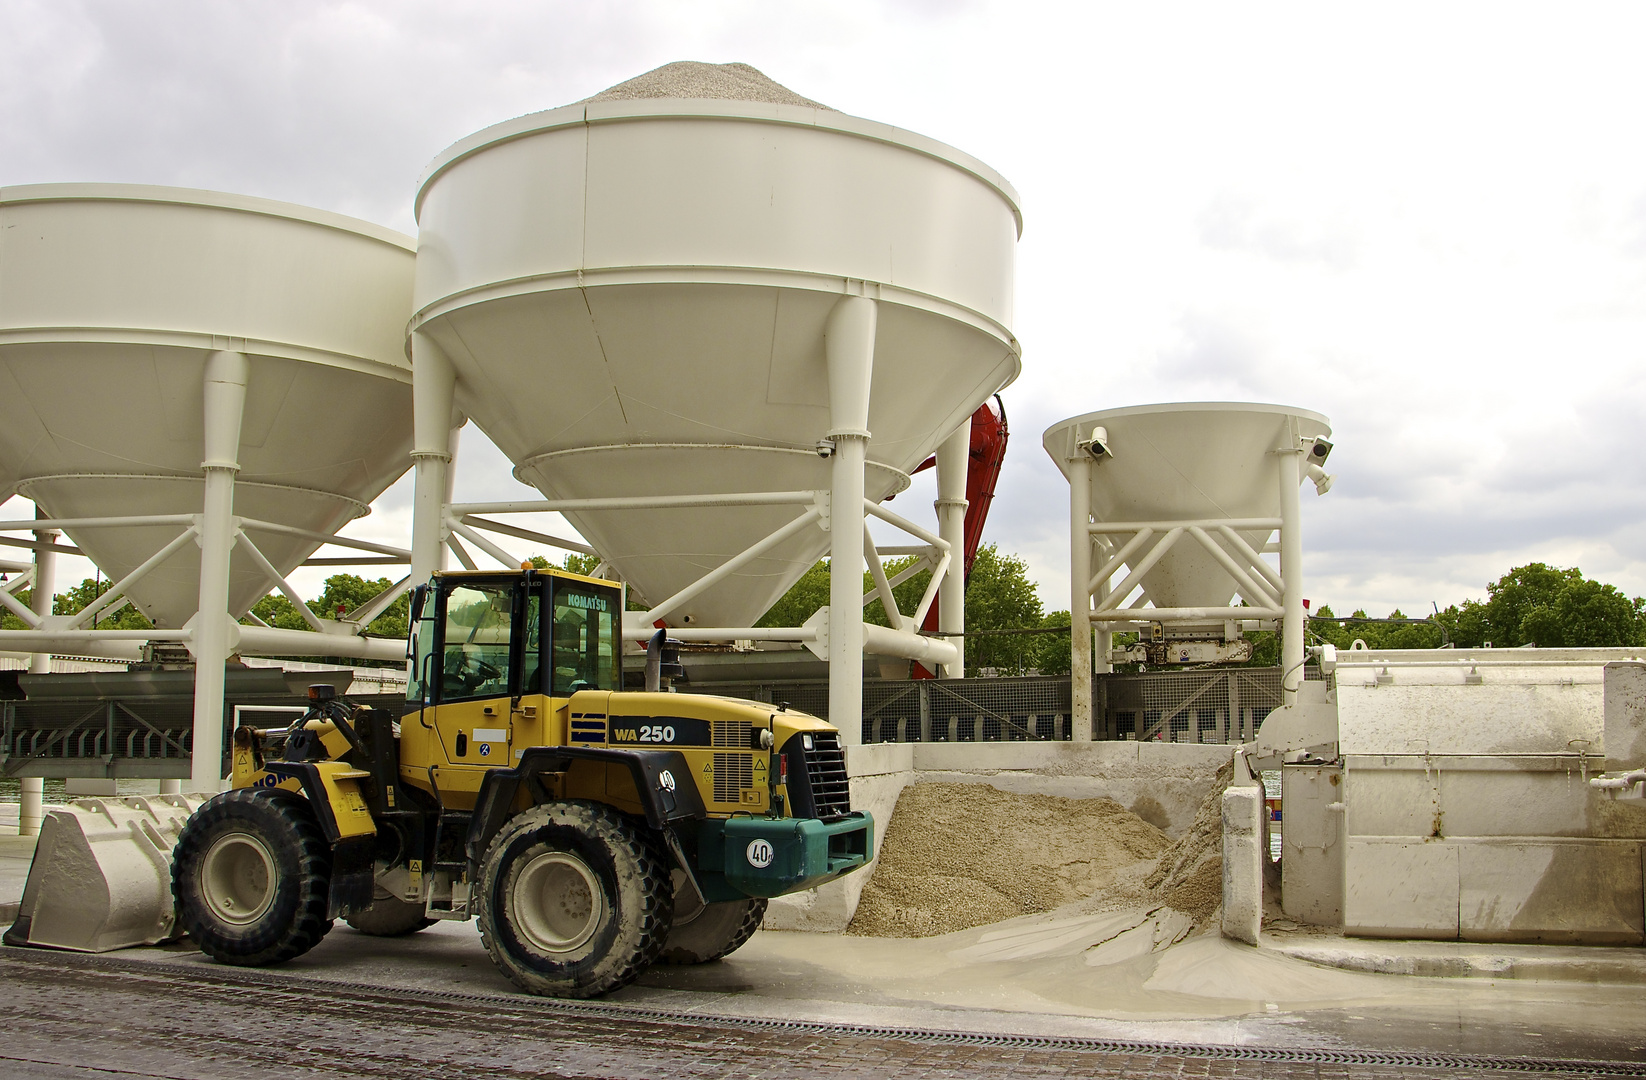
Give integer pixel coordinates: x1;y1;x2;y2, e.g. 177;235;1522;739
477;801;672;998
345;891;435;937
172;788;333;966
657;896;767;965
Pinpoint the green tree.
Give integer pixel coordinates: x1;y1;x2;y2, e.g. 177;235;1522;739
243;575;412;665
755;544;1057;675
757;560;832;629
1436;563;1645;648
1308;605;1446;651
0;577;154;631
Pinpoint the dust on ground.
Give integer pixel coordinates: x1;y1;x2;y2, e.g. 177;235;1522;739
848;767;1235;938
582;61;833;110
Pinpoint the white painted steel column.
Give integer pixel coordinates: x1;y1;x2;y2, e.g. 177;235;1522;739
21;506;57;833
411;332;457;584
934;421;970;678
191;350;248;791
1068;452;1094;741
826;295;877;746
1278;437;1305;707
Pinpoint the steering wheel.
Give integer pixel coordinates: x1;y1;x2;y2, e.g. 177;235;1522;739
448;648;501;690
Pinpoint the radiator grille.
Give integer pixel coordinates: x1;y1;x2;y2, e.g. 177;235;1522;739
804;731;852;819
711;719;750;748
713;751;753;803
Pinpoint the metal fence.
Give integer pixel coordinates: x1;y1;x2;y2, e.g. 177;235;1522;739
684;675;1076;743
688;665;1312;744
1096;665;1319;743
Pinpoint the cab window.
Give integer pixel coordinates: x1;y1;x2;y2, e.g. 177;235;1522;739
550;581;621;694
407;586;437;703
519;590;543;695
441;583;513;702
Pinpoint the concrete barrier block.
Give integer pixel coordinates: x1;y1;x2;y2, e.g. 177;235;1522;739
1221;782;1263;945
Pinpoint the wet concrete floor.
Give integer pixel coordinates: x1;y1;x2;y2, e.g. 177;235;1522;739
4;820;1645;1075
4;912;1642;1077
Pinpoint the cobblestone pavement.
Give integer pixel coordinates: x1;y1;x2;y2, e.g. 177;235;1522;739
0;950;1635;1080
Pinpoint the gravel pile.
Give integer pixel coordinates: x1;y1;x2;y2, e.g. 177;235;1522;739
581;61;833;110
847;782;1172;938
1142;760;1234;921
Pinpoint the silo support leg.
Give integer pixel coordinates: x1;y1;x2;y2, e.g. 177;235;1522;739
25;507;57;824
934;422;969;678
1277;437;1305;707
825;295;877;746
411;332;459;585
1068;453;1093;741
191;350;248;792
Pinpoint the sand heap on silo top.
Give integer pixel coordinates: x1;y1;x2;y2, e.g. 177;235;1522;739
581;61;835;109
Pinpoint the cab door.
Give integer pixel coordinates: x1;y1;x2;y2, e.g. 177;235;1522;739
426;578;537;794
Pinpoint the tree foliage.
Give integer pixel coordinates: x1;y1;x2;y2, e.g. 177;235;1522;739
755;543;1064;675
246;574;411;663
1307;563;1646;653
0;577;154;631
1438;563;1645;648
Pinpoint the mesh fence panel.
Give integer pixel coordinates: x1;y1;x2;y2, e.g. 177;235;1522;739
1098;665;1320;743
685;666;1313;744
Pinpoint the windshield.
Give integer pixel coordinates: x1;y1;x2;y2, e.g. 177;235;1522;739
550;579;622;694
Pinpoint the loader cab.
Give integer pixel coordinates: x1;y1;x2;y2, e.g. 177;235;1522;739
401;569;623;794
407;569;623;706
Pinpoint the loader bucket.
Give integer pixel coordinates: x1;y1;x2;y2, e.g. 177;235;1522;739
4;794;208;953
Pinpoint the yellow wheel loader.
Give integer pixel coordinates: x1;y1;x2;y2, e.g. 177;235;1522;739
169;567;873;997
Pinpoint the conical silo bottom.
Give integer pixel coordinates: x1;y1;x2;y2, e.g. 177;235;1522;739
20;475;368;628
515;445;910;628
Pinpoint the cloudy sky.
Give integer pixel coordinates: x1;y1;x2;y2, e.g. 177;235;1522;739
5;1;1645;619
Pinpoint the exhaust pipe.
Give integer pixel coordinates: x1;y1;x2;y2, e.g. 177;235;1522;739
645;629;666;693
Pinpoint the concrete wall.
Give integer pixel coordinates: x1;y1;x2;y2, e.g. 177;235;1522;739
765;740;1232;932
1296;652;1646;945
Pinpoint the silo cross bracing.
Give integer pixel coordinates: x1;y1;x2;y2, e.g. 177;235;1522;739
0;184;416;637
1044;403;1333;737
408;62;1022;729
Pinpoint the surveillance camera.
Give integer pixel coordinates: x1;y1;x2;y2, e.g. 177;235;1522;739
1305;461;1334;496
815;439;835;459
1306;437;1333;464
1078;425;1112;461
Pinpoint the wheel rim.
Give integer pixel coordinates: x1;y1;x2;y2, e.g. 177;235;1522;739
200;831;277;926
511;850;605;954
671;870;706;927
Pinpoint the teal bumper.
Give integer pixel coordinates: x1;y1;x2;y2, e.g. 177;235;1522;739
694;812;874;901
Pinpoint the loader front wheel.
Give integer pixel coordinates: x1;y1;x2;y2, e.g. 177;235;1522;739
477;802;672;998
172;788;333;966
657;896;767;965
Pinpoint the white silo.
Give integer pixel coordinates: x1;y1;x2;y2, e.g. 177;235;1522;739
409;63;1022;736
1044;403;1335;737
0;184;417;785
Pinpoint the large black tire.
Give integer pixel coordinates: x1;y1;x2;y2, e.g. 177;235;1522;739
171;788;334;966
345;890;435;937
657;895;767;965
476;802;673;998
